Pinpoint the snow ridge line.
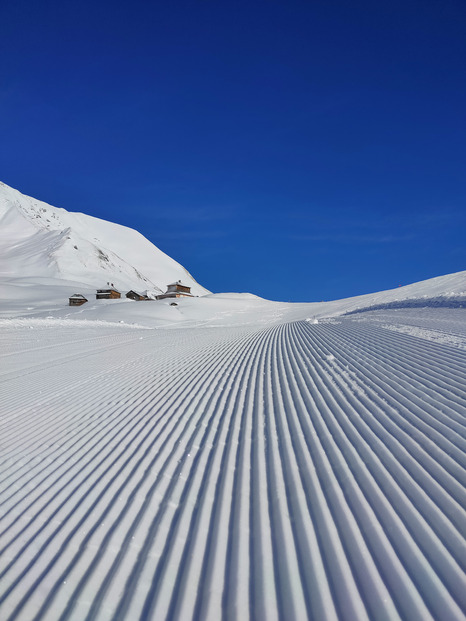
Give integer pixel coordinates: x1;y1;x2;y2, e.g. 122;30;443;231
298;322;466;530
343;296;466;315
316;322;466;448
291;322;465;618
0;319;465;620
0;332;254;599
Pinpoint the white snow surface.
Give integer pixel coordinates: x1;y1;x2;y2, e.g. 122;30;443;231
1;182;466;620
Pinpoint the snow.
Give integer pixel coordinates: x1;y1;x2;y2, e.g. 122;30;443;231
0;181;209;296
1;182;465;620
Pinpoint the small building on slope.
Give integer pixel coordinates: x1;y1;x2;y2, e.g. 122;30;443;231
156;281;193;300
126;290;148;301
69;294;88;306
96;288;121;300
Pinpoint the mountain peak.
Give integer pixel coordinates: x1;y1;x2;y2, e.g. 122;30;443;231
0;182;209;295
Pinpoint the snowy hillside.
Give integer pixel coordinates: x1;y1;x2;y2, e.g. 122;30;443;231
1;181;465;327
0;181;209;296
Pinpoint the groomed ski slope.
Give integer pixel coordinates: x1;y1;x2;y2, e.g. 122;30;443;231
0;309;465;620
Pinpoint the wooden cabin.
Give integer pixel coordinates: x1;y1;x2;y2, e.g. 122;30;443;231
156;281;193;300
69;294;88;306
166;281;191;295
126;290;148;301
96;288;121;300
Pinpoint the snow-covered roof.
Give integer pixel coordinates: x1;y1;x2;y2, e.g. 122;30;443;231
167;281;190;287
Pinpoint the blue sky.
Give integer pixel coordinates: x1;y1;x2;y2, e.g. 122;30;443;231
1;0;465;301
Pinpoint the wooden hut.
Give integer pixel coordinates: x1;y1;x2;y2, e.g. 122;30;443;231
96;288;121;300
126;290;148;301
156;281;193;300
69;294;88;306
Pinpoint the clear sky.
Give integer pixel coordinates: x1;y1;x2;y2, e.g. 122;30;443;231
1;0;465;301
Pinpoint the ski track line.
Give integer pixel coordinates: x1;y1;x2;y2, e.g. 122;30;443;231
0;331;236;488
0;317;465;621
0;332;253;584
347;323;466;409
288;323;466;616
303;323;466;481
344;320;466;395
315;322;466;447
298;323;466;528
68;330;264;621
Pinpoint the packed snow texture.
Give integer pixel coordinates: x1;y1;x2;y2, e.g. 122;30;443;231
1;308;465;621
0;182;465;620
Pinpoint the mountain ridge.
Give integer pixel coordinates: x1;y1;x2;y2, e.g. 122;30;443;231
0;181;465;329
0;181;209;295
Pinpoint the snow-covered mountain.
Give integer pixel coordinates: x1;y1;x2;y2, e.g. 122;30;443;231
0;181;464;329
0;181;209;295
1;185;466;621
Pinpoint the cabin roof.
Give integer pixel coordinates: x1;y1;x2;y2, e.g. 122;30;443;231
167;281;190;288
69;294;87;299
